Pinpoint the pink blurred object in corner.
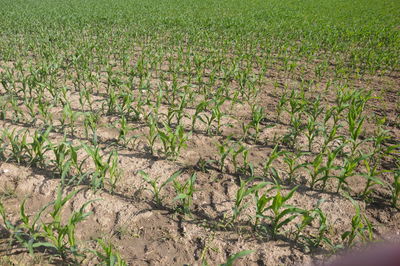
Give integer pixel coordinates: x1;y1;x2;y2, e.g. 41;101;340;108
327;243;400;266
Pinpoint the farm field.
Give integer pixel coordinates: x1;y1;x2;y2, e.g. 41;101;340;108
0;0;399;265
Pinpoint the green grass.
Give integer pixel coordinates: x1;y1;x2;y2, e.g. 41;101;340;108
0;0;399;75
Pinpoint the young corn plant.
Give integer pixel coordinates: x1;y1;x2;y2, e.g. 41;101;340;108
145;116;159;156
389;163;400;208
321;123;344;154
285;112;305;149
305;116;320;152
360;159;384;199
27;127;52;167
198;99;225;135
221;250;255;266
94;239;127;266
4;128;29;164
241;147;251;174
211;99;226;135
216;140;233;172
104;86;118;115
83;144;108;190
51;141;74;183
248;104;266;142
24;98;38;125
78;87;94;112
241;121;251;141
305;95;324;123
41;187;97;260
195;157;214;173
68;144;88;185
282;151;308;184
341;196;374;248
263;145;284;178
347;90;373;155
37;98;54;126
334;88;353;120
281;91;305;148
139;170;181;206
108;151;122;194
0;131;6;160
335;153;368;193
231;178;269;224
294;203;334;251
61;102;81;136
317;145;343;191
0;200;11;231
115;115;139;146
84;112;99;145
307;153;325;189
173;173;197;215
158;123;188;160
10;96;24;123
347;104;366;156
164;94;188;127
0;200;46;256
191;100;208;132
12;199;53;256
231;143;248;173
83;144;121;191
165;106;178;128
276;91;288;122
254;185;303;237
0;96;7;120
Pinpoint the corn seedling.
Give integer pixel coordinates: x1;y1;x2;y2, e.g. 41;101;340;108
158;123;188;160
198;99;225;135
321;124;344;154
335;153;369;193
248;104;266;142
83;144;121;191
139;170;181;206
307;153;325;189
389;163;400;208
283;151;308;184
231;143;248;173
4;128;29;164
231;178;269;224
263;144;284;177
360;159;384;199
255;185;303;236
10;199;53;256
115;115;139;146
108;151;122;194
317;145;343;191
191;100;208;132
0;96;7;120
41;187;97;259
84;112;100;145
305;116;320;152
27;127;52;167
173;173;197;214
93;239;127;266
145;116;159;155
61;102;81;136
216;139;233;172
276;92;288;122
341;196;374;248
220;250;255;266
51;141;74;183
